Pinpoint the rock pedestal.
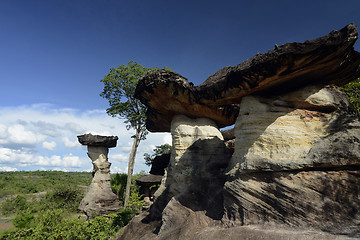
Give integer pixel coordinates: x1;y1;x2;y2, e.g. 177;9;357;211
77;133;120;218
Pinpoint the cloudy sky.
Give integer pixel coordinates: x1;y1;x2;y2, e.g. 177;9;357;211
0;0;360;172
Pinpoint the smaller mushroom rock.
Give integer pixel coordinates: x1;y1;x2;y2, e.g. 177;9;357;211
136;174;164;203
77;133;120;218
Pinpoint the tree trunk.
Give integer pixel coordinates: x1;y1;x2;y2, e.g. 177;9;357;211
124;130;141;207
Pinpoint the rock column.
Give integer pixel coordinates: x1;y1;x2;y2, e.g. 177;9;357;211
77;133;120;218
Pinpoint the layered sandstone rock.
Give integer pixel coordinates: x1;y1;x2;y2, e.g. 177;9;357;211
77;134;120;218
228;84;357;173
223;85;360;235
120;24;360;239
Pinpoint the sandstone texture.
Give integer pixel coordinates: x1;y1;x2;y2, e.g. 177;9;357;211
223;84;360;236
120;24;360;239
78;134;120;218
228;84;357;173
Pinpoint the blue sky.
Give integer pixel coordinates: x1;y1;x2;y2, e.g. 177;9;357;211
0;0;360;172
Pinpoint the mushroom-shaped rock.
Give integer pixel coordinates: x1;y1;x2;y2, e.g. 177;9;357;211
135;24;360;132
77;133;120;218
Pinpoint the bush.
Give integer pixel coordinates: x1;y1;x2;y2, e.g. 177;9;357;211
12;210;34;229
111;208;134;229
342;78;360;117
0;195;29;216
0;209;117;240
44;184;83;211
110;173;127;204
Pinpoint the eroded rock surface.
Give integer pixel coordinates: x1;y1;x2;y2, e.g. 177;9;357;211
120;24;360;240
78;134;120;218
228;84;357;173
224;85;360;236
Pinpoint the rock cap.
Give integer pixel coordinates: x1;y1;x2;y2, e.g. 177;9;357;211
77;133;118;148
135;23;360;132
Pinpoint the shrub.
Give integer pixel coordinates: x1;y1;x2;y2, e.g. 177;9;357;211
342;78;360;117
0;209;117;240
45;184;82;211
12;210;34;229
0;195;29;216
111;208;134;229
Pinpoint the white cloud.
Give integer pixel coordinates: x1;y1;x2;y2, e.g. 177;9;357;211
0;103;171;172
111;153;128;162
112;166;127;173
42;141;57;151
0;147;85;168
0;166;17;171
62;137;80;148
7;124;45;146
64;122;84;134
163;134;172;145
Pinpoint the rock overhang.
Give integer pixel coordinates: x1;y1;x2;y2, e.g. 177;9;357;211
135;23;360;132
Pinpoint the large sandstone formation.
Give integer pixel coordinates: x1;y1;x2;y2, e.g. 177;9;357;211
78;134;120;218
119;24;360;239
223;85;360;235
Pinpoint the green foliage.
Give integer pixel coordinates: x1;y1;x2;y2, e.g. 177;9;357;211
1;196;29;216
100;60;156;138
144;144;172;166
0;171;146;238
44;184;82;211
110;208;134;229
110;173;127;204
110;172;146;210
0;209;117;240
0;171;92;198
126;191;145;214
342;77;360;116
12;210;34;229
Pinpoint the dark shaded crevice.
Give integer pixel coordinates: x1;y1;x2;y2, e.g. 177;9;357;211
228;164;360;181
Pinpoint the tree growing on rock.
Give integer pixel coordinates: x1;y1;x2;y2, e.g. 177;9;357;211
100;61;157;206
